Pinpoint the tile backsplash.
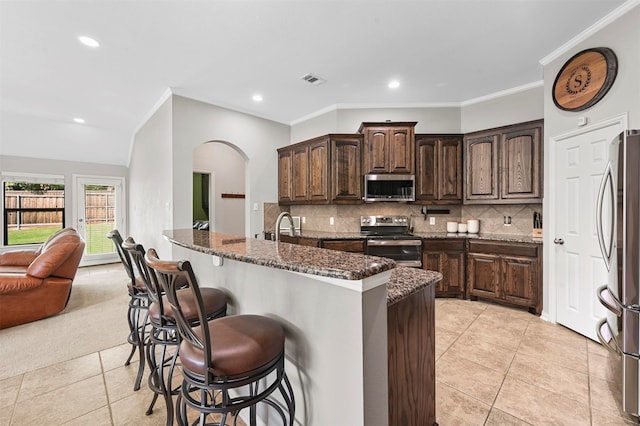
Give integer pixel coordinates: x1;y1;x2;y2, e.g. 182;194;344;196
264;202;542;236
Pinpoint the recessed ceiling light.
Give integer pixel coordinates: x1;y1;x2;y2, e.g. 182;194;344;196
252;94;263;102
388;80;400;89
78;36;100;48
73;117;85;124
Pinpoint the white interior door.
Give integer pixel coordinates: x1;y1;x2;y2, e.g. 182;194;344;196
73;175;126;266
553;118;625;340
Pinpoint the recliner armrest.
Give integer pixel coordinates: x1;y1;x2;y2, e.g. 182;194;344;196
0;274;42;294
0;250;39;266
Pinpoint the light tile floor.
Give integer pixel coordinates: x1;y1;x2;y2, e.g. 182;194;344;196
1;279;638;425
435;298;638;425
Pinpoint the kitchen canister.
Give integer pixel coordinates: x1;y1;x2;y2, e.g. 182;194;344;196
446;221;458;233
458;223;468;233
467;219;480;234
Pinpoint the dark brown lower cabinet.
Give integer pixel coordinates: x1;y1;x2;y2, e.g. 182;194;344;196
422;239;465;297
277;236;365;252
277;234;299;244
297;236;320;247
320;239;365;253
466;240;542;314
388;283;436;425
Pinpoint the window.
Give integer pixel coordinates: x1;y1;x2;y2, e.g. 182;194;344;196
3;175;65;246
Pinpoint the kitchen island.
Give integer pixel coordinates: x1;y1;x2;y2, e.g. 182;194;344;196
164;229;440;426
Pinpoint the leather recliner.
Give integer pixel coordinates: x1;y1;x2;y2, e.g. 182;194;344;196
0;227;85;329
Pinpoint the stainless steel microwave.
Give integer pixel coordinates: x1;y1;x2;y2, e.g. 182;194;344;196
363;174;415;202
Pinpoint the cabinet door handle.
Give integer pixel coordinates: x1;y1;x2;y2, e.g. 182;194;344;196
554;238;565;245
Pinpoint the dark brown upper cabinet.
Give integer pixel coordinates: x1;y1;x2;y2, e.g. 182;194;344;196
500;123;543;201
292;144;311;202
331;135;363;203
277;134;363;205
277;149;294;203
464;120;543;204
415;134;463;204
359;122;416;174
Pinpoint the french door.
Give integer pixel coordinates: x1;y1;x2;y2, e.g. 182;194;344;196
73;175;126;266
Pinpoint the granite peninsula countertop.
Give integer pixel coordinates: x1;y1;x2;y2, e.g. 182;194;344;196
387;267;441;306
163;229;395;281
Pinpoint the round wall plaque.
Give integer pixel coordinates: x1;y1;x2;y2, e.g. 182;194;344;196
552;47;618;112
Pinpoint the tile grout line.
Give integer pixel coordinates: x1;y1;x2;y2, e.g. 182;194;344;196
483;315;534;425
98;351;116;426
7;373;24;426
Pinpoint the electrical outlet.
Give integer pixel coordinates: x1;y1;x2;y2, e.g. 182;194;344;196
302;217;306;224
429;217;436;225
504;216;512;226
329;217;334;225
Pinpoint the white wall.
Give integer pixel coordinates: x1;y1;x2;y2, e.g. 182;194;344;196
290;106;461;144
193;142;246;235
171;95;289;244
543;5;640;137
542;4;640;320
128;96;174;255
290;108;338;142
460;85;545;133
336;107;461;134
290;93;544;146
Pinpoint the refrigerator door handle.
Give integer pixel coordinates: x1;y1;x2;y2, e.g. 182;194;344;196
595;162;615;272
597;284;623;316
596;317;622;356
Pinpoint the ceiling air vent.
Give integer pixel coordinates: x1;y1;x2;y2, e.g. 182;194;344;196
300;73;326;86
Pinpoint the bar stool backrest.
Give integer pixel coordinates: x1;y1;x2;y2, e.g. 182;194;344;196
145;249;211;368
122;238;179;330
106;229;136;290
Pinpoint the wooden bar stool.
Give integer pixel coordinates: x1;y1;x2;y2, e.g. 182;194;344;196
145;249;295;426
123;239;227;426
106;229;148;391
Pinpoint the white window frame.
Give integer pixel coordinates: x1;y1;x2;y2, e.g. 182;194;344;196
0;172;65;251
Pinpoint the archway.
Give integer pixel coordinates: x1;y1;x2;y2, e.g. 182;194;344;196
193;141;248;236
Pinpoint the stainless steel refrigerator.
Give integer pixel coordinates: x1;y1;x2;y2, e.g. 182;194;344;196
596;129;640;418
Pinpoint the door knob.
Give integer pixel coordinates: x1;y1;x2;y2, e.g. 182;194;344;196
554;238;565;245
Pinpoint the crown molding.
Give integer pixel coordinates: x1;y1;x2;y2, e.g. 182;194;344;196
460;81;544;107
539;0;640;66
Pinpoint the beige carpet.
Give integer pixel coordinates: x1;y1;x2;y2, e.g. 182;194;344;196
0;263;131;380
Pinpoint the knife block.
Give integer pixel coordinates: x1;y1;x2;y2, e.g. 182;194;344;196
532;228;543;238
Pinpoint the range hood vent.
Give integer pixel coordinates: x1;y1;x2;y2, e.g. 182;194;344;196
300;73;326;86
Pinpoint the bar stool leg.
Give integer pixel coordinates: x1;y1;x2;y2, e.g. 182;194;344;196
126;296;147;392
145;326;179;426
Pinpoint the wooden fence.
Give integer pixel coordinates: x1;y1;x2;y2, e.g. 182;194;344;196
5;190;115;228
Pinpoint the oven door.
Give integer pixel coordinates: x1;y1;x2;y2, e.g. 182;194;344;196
366;238;422;268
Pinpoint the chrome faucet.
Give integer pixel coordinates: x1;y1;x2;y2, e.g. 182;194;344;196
274;212;295;242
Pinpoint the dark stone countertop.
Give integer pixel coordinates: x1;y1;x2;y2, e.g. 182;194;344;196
276;230;543;244
387;267;442;306
163;229;396;281
411;232;543;244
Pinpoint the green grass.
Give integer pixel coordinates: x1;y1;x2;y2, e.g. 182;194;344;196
7;226;60;245
84;222;116;254
7;223;116;255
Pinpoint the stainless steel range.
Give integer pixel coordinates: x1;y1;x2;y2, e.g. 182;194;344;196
360;215;422;268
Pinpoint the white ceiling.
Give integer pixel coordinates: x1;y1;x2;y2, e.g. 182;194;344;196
0;0;629;166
